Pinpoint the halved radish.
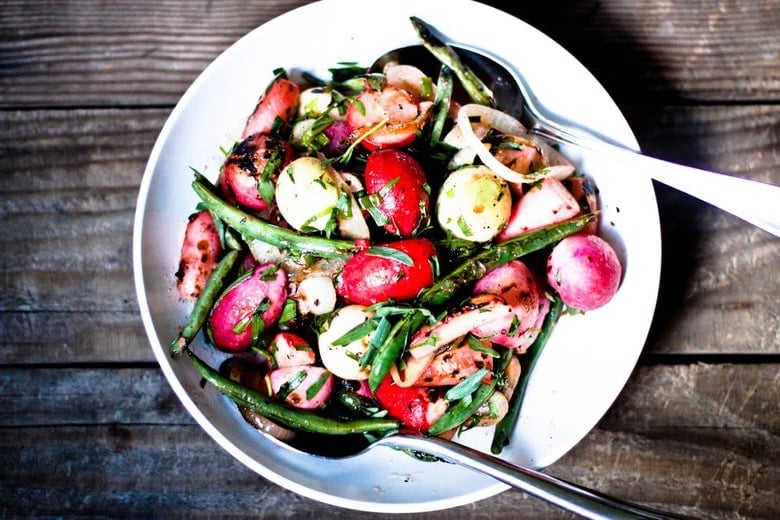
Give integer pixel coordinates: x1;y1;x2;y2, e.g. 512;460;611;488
207;263;287;351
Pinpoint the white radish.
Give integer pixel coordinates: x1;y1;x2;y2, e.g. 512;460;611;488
436;165;512;242
297;87;332;117
294;275;337;316
275;156;340;232
317;304;375;380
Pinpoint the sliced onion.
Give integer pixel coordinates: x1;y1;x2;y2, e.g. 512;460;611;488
456;104;571;184
391;295;513;388
408;295;513;359
390;350;435;388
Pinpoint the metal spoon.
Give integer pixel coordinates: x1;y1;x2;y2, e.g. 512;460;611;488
378;17;780;237
359;431;677;519
195;354;678;518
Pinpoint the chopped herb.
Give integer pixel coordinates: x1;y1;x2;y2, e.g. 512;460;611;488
466;335;500;357
259;264;279;281
366;246;414;266
457;215;473;236
305;371;331;400
445;367;489;402
276;370;307;400
506;314;521;337
358;191;390;226
360;315;392;368
378;177;400;197
279;298;297;324
331;317;376;346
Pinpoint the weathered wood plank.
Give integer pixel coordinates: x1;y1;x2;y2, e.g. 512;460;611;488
0;0;307;108
0;311;150;363
0;363;776;518
0;424;576;519
0;1;778;108
508;0;780;104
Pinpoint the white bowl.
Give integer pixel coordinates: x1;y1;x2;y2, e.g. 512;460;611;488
133;0;661;513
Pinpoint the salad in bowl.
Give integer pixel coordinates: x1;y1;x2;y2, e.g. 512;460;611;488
171;19;621;453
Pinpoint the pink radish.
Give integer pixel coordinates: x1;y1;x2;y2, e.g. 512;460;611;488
267;365;334;410
471;260;540;350
208;263;287;351
498;177;580;241
267;331;316;368
176;210;222;299
242;77;300;138
547;234;622;311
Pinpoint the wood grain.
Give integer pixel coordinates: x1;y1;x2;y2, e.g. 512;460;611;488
0;1;778;108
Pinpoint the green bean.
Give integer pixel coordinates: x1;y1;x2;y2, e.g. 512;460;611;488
190;353;400;435
368;309;428;393
410;16;494;107
418;213;596;307
170;249;240;356
427;378;497;437
192;178;357;260
428;65;454;145
490;294;564;454
335;387;382;417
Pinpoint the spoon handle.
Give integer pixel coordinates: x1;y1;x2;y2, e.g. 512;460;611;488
532;125;780;237
389;434;677;519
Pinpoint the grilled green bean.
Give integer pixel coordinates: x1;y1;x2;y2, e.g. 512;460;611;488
427;378;497;436
170;249;240;356
368;309;428;393
190;353;400;435
491;295;564;454
410;16;494;107
418;213;596;307
192;177;357;260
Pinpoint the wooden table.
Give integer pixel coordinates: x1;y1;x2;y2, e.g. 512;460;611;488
1;1;778;518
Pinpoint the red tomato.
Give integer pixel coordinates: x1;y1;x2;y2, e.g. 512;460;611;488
364;149;431;237
336;238;438;305
373;375;447;433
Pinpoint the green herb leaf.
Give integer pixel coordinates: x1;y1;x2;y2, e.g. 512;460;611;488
445;367;490;402
332;317;377;346
276;370;307;400
465;335;500;357
366;246;413;266
305;371;331;400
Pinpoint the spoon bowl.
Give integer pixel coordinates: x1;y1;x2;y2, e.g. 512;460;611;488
339;430;676;520
374;38;780;237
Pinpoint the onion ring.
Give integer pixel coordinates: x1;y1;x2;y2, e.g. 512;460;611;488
456;104;574;184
